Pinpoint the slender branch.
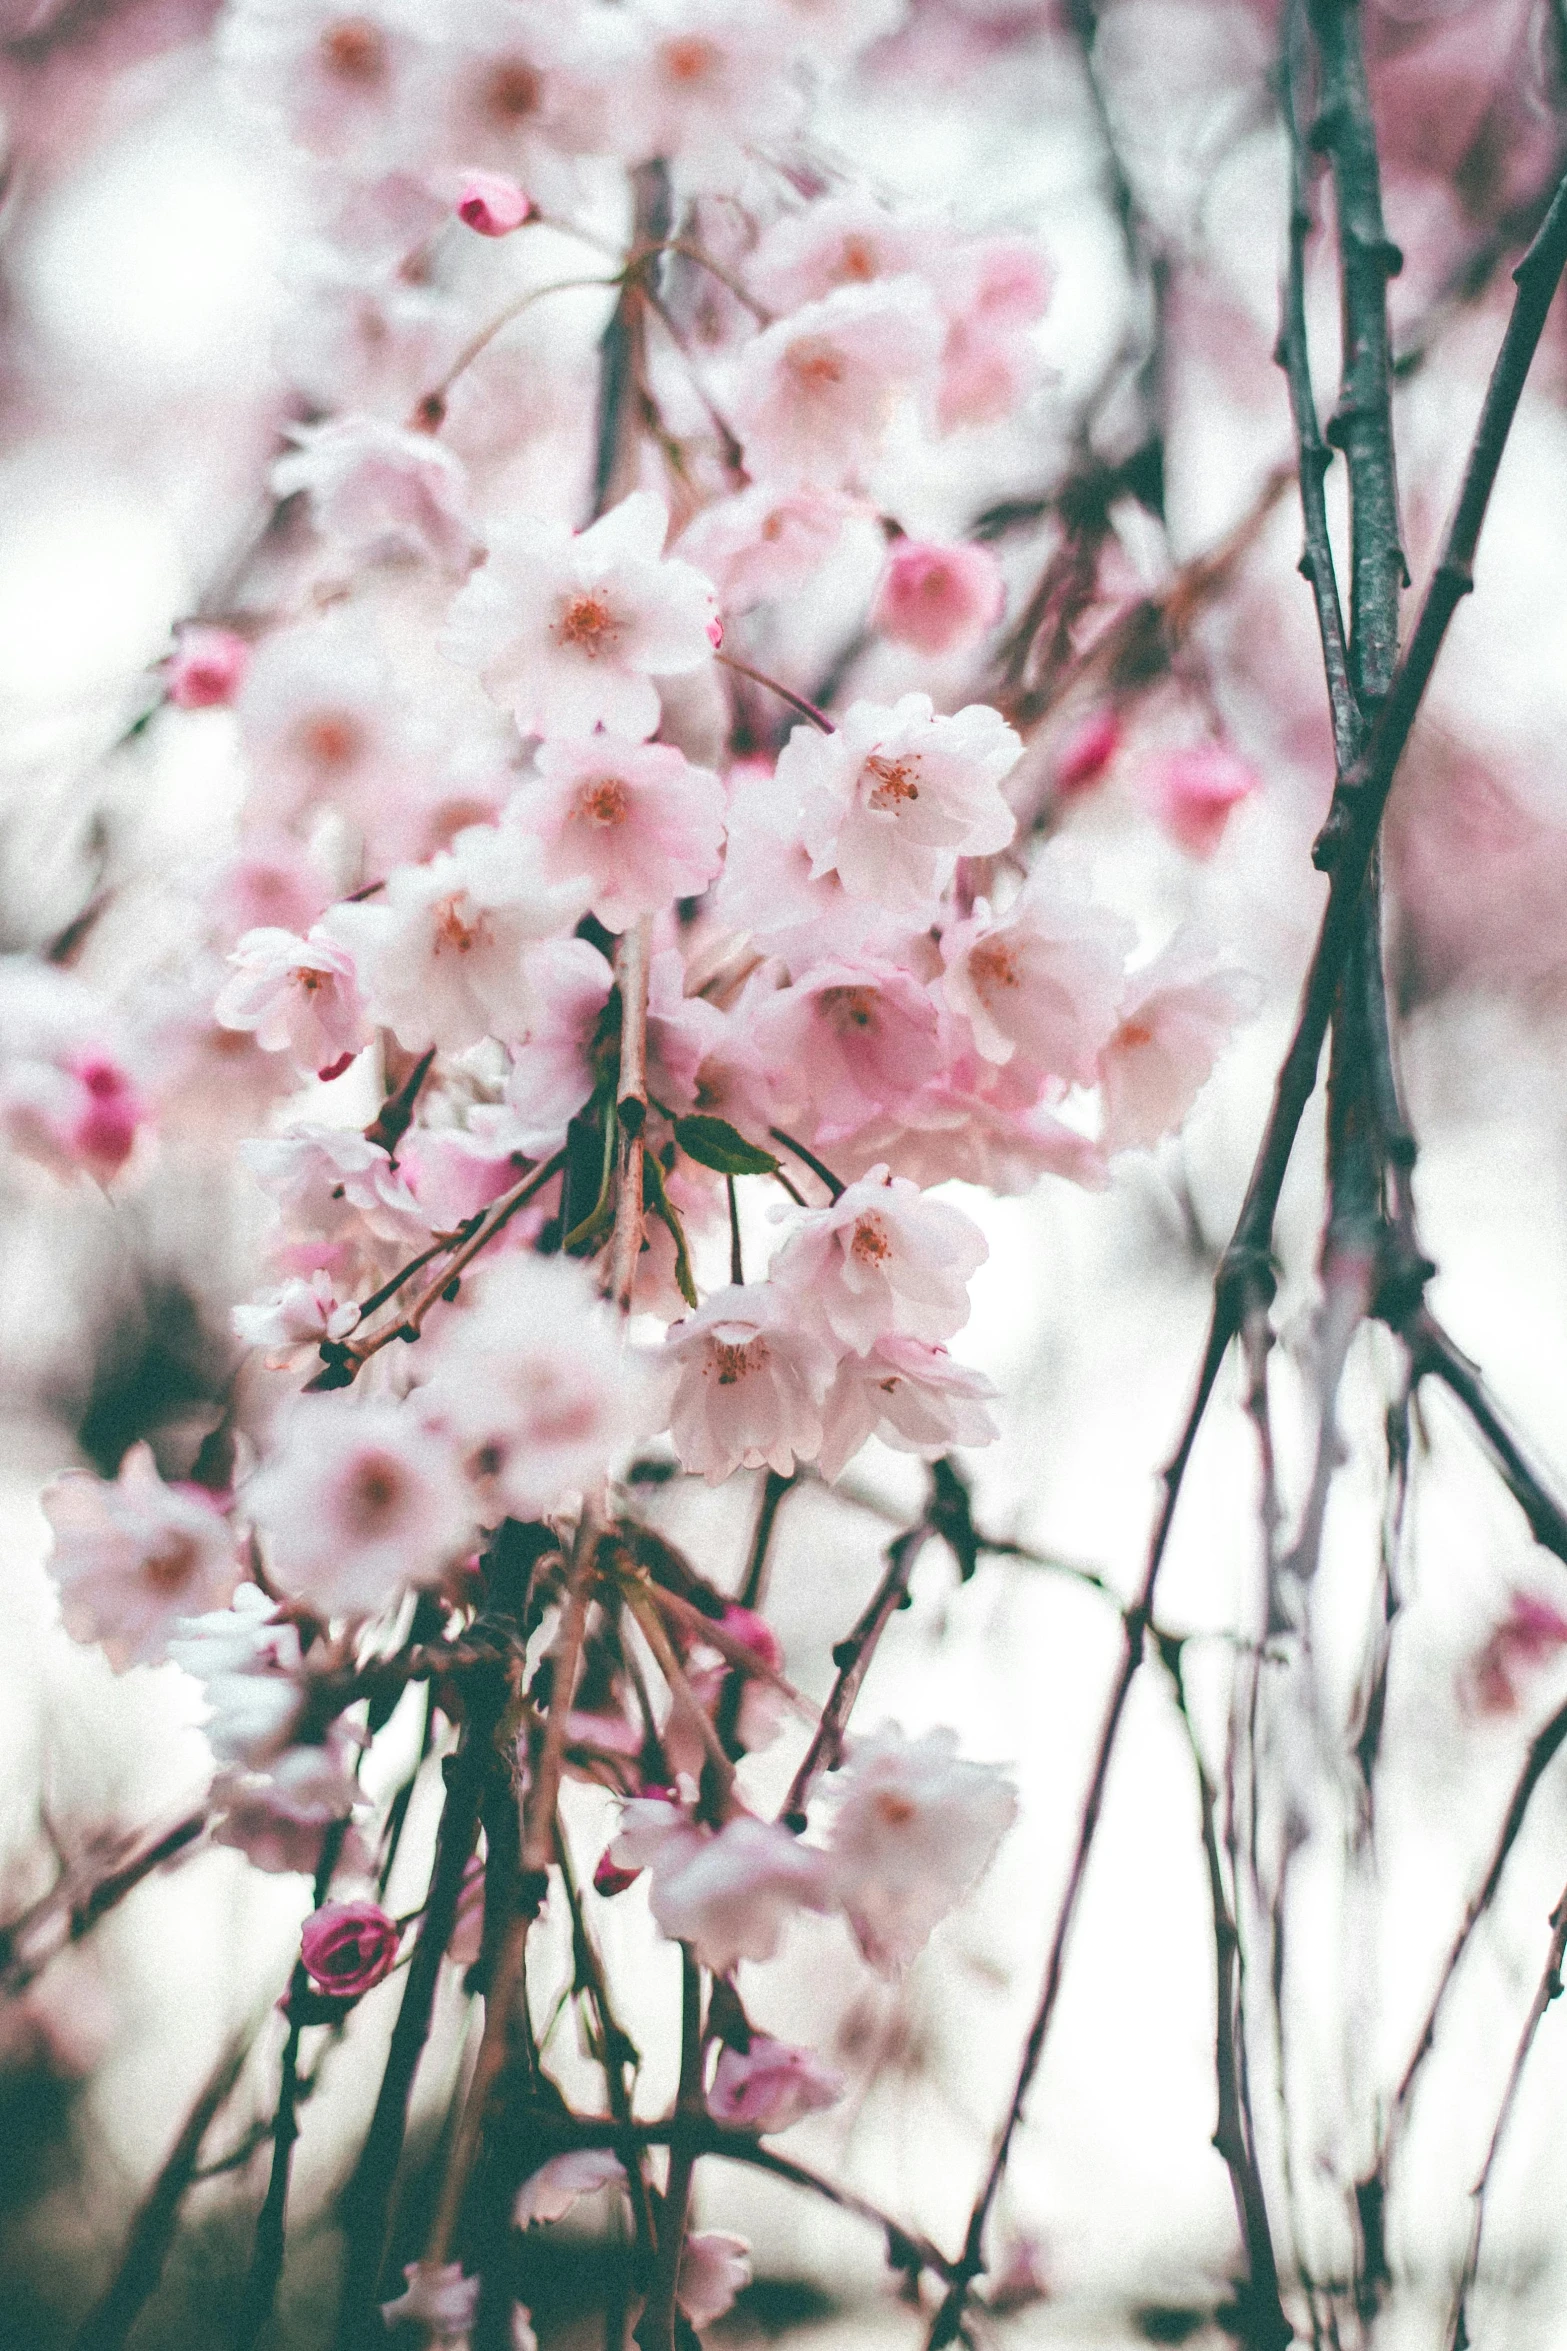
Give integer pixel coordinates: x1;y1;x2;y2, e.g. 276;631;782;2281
1405;1308;1567;1569
779;1516;935;1827
0;1808;205;1997
609;920;652;1315
636;1949;704;2351
714;651;835;735
767;1129;845;1203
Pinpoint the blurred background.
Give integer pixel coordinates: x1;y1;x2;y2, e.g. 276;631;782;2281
6;2;1567;2346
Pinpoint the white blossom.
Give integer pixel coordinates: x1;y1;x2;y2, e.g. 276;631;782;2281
770;1165;987;1351
817;1723;1017;1974
42;1446;239;1673
244;1398;473;1618
215;927;369;1079
662;1282;836;1484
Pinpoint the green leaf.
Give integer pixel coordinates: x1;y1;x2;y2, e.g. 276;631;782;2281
643;1154;700;1308
673;1115;779;1178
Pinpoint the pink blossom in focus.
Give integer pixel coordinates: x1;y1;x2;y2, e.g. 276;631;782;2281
816;1334;1000;1481
514;736;726;929
731;282;943;488
787;694;1021;916
244;1398;473;1618
215;927;369;1079
271;414;479;575
662;1281;836;1483
675;486;860;614
300;1898;401;1997
455;169;534;235
708;2034;844;2133
394;1125;521;1231
770;1164;986;1351
678;2232;753;2328
750;956;946;1140
872;539;1004;656
166;626;250;709
42;1444;239;1672
940;856;1133;1080
442;490;718;743
1139;743;1259;858
1097;943;1255;1155
514;2148;626;2226
818;1722;1017;1974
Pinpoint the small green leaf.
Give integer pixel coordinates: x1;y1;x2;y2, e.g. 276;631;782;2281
673;1115;779;1178
643;1154;700;1307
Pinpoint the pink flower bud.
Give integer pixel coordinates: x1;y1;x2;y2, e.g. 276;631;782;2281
1140;744;1258;858
63;1055;145;1181
456;172;535;237
719;1604;783;1674
871;539;1005;658
1054;708;1120;797
706;615;725;647
166;626;250;710
593;1848;642;1898
299;1898;400;1997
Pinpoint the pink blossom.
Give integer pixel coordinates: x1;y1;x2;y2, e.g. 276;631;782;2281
241;1126;424;1253
663;1282;836;1484
720;1604;783;1674
749;957;946;1139
713;770;903;966
272;414;478;575
42;1444;239;1673
872;539;1005;657
1097;945;1254;1154
818;1723;1017;1974
419;1255;647;1521
220;0;426;174
1461;1592;1567;1716
381;2261;478;2345
731;282;943;487
497;938;615;1156
940;859;1133;1079
235;608;416;835
44;1055;148;1184
513;2149;626;2226
785;695;1020;915
321;828;587;1053
770;1165;986;1351
679;2232;753;2328
622;0;803;175
615;1802;834;1972
300;1897;401;1996
708;2034;844;2133
674;487;859;614
829;1067;1108;1198
215;927;369;1079
934;236;1051;430
817;1334;1000;1481
233;1270;361;1367
244;1398;473;1618
455;169;534;235
1054;708;1121;797
1139;743;1259;858
395;1125;522;1231
443;490;717;743
775;0;906;61
207;835;334;941
211;1743;365;1877
747;194;924;313
513;737;725;929
166;625;250;710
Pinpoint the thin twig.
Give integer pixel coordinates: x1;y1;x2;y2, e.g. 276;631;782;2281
608;920;652;1316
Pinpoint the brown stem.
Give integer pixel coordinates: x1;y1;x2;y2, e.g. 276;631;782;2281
636;1950;704;2351
608;920;652;1316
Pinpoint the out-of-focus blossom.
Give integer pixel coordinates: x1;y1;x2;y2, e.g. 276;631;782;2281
42;1447;238;1673
817;1334;1000;1481
1097;944;1254;1155
933;235;1051;430
272;415;479;574
1138;743;1258;858
495;937;616;1157
233;1270;361;1367
679;2231;753;2327
514;2149;626;2226
244;1398;473;1618
817;1722;1017;1973
215;927;369;1079
166;626;250;710
872;539;1005;656
1053;708;1121;797
381;2261;479;2345
675;487;860;613
443;491;717;743
513;737;725;929
1460;1590;1567;1716
662;1282;836;1483
731;282;942;487
747;193;924;312
169;1585;308;1767
211;1743;366;1876
708;2033;844;2133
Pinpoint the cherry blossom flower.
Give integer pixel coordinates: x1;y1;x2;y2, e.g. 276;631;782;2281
674;487;860;614
220;0;427;173
215;927;369;1079
513;737;725;929
731;282;943;487
663;1282;836;1483
234;608;417;835
410;2;634;190
241;1126;424;1255
1053;707;1121;797
166;626;250;710
514;2149;626;2227
817;1335;1001;1481
244;1398;473;1618
1138;743;1259;858
1097;945;1254;1154
210;1743;365;1876
395;1125;522;1231
42;1445;239;1672
0;1051;150;1186
712;769;904;965
272;415;479;576
746;193;924;313
679;2232;753;2328
496;938;615;1156
454;170;534;235
442;491;718;743
168;1585;308;1767
623;0;804;176
785;695;1021;915
321;828;587;1053
872;539;1005;657
233;1270;361;1368
749;956;946;1139
817;1723;1017;1974
381;2262;479;2346
933;235;1052;430
300;1898;401;1996
940;855;1133;1079
770;1166;986;1350
418;1255;647;1521
614;1802;834;1971
708;2034;844;2133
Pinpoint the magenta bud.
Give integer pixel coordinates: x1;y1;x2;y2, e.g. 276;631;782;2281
706;615;724;647
593;1849;641;1899
456;172;535;237
166;625;249;710
299;1898;400;1999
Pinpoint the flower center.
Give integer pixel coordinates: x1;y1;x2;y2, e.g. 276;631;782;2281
298;714;364;771
1118;1018;1154;1049
143;1531;201;1591
661;35;720;84
839;236;879;282
788;342;847;394
970;936;1019;997
873;1790;917;1827
347;1452;404;1525
711;1334;767;1386
576;777;629;827
484;58;542;121
850;1215;891;1265
433;895;481;955
817;985;877;1034
556;592;620;658
862;753;920;811
320;18;386;83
